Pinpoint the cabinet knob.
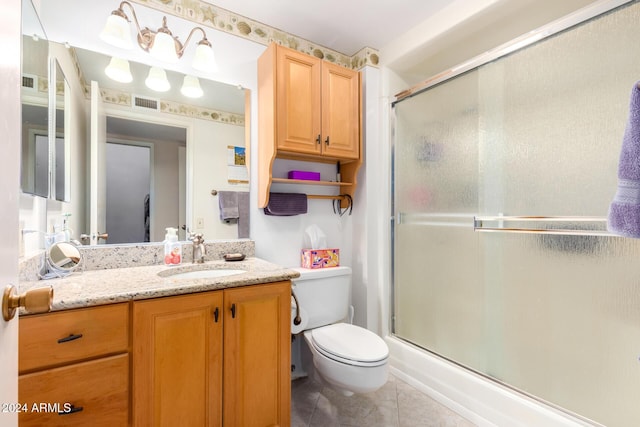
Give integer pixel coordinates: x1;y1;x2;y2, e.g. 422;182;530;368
316;134;321;145
230;303;236;319
325;136;330;146
2;285;53;321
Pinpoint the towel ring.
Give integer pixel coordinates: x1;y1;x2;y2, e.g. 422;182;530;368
333;194;353;216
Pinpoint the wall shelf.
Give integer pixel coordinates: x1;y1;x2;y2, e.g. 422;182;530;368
271;178;352;186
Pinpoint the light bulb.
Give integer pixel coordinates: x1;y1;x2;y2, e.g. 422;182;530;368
145;67;170;92
192;41;217;73
100;13;134;50
149;31;179;63
181;75;203;98
105;57;133;83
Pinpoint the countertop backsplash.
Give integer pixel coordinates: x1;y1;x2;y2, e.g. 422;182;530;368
19;239;255;282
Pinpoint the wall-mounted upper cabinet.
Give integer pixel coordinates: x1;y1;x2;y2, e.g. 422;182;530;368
272;44;360;159
258;43;362;208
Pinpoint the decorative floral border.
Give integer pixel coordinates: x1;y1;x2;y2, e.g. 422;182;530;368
99;87;245;126
130;0;380;69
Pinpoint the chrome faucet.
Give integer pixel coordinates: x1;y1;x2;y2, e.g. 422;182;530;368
190;233;206;263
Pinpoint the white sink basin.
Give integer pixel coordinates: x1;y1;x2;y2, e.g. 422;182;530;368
165;269;246;280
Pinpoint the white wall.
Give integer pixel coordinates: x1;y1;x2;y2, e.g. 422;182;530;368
191;119;247;240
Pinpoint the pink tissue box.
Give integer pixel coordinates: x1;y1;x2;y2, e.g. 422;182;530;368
288;170;320;181
301;249;340;269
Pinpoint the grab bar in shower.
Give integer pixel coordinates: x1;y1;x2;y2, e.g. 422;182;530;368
473;215;614;237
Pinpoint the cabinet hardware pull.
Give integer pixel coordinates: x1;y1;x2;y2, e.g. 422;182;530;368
316;134;321;145
57;333;83;344
325;136;330;146
230;303;236;319
214;307;219;322
58;405;83;415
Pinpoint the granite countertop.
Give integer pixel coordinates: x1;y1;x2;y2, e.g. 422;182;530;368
18;257;300;313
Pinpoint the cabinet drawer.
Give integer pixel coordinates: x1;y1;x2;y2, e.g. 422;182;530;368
19;353;129;427
19;303;129;372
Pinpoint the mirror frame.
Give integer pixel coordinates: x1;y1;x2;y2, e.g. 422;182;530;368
51;58;70;202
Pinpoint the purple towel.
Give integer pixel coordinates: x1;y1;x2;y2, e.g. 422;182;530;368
608;81;640;238
263;193;307;216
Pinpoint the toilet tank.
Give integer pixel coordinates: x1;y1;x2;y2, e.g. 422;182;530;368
291;266;352;330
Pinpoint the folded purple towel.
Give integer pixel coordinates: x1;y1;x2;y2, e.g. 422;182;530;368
608;81;640;238
263;192;307;216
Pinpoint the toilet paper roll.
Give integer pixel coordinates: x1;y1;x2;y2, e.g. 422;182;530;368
291;300;308;334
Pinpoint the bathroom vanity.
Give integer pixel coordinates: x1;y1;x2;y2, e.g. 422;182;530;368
17;253;297;427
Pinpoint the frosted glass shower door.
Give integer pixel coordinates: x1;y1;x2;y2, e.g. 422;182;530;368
392;2;640;425
393;71;487;371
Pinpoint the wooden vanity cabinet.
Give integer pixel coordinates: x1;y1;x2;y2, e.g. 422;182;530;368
132;281;291;427
18;303;130;427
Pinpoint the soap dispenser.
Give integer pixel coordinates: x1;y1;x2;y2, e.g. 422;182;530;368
163;227;182;266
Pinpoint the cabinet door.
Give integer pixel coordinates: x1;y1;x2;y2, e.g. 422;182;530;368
133;292;223;427
276;46;322;155
321;61;361;159
223;281;291;427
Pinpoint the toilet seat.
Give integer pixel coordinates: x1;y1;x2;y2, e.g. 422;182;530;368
307;323;388;367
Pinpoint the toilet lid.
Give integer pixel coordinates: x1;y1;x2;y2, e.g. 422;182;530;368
310;323;388;364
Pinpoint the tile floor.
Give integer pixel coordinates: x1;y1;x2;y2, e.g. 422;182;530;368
291;373;477;427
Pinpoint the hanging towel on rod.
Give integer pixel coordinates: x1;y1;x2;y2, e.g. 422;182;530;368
237;191;250;238
608;81;640;238
218;191;239;221
264;193;307;216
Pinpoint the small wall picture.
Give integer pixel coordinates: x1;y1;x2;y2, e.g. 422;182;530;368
227;145;248;184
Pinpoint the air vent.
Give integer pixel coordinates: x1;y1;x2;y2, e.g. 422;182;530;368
133;95;159;111
21;74;37;91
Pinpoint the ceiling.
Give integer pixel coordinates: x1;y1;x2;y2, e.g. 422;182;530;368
32;0;604;95
203;0;456;56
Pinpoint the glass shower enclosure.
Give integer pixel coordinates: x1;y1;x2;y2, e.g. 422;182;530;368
392;1;640;425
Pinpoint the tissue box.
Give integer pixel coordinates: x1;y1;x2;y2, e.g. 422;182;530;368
301;249;340;269
288;170;321;181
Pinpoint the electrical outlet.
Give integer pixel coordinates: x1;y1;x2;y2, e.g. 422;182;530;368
196;217;204;229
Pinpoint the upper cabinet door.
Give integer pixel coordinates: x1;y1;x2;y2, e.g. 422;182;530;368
276;47;322;155
321;62;360;159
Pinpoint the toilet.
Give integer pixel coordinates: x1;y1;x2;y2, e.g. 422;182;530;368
291;266;389;395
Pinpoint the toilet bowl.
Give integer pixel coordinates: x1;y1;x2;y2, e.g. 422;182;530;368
291;266;389;395
303;323;388;395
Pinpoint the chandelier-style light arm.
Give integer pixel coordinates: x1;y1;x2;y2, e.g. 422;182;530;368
116;1;145;37
179;26;209;56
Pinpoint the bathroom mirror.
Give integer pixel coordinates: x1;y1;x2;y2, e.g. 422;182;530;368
20;0;49;199
21;0;256;246
74;47;247;244
48;241;82;272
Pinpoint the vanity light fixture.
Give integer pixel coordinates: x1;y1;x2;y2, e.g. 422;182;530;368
145;66;170;92
105;57;133;83
180;75;203;98
100;1;218;73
